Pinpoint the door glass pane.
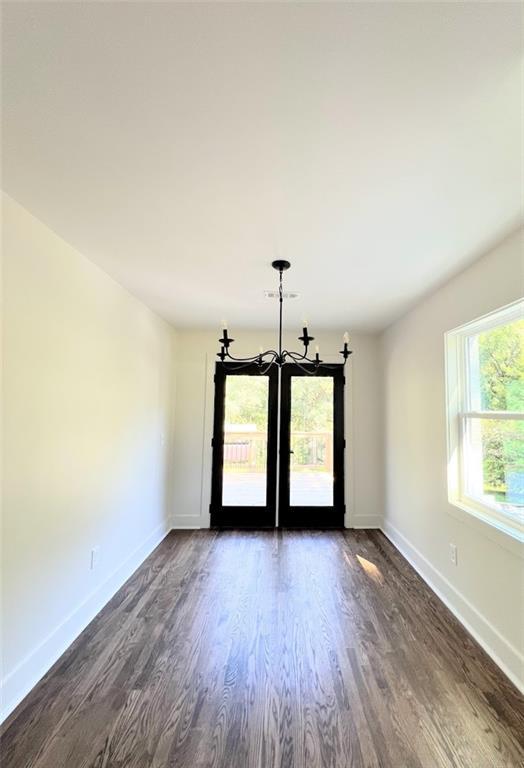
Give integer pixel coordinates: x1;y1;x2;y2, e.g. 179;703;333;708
290;377;334;506
222;375;269;506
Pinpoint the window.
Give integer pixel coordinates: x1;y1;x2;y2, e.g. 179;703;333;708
446;301;524;540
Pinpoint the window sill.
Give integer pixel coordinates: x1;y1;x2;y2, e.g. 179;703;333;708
448;497;524;558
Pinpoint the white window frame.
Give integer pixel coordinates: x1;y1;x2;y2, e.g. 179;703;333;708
445;299;524;544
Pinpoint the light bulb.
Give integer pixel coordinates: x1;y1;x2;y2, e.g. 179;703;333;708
343;331;349;344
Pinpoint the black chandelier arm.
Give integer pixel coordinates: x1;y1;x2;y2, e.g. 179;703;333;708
217;348;280;365
285;348;319;363
220;359;265;372
254;350;278;369
290;350;352;368
316;361;343;370
281;348;316;364
287;352;351;372
284;353;321;375
218;349;266;363
285;350;321;367
259;353;279;375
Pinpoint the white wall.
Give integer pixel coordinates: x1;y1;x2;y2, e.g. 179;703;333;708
381;228;524;690
1;195;177;720
172;329;382;530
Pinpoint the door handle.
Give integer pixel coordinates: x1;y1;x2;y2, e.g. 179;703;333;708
289;450;294;454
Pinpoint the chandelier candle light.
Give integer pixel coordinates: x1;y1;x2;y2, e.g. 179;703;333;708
217;260;352;374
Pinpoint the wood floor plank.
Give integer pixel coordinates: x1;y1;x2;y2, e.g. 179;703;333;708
2;530;523;768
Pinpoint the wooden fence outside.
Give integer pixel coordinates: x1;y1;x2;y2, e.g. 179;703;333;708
223;431;333;472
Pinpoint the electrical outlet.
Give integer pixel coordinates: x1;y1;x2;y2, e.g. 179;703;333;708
449;543;458;566
90;546;101;571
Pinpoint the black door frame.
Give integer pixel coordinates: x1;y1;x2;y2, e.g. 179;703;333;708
210;362;278;528
278;364;345;528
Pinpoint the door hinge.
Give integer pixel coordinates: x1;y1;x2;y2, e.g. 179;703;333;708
343;376;346;386
343;439;346;449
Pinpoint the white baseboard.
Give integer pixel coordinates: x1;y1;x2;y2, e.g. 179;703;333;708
1;522;169;724
348;514;382;529
382;520;524;694
171;514;201;530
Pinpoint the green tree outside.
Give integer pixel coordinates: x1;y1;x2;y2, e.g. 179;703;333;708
478;319;524;502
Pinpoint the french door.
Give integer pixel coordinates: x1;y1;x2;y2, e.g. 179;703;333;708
210;364;278;527
279;364;345;527
210;362;345;528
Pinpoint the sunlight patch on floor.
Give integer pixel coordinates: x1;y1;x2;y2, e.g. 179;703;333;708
356;554;384;585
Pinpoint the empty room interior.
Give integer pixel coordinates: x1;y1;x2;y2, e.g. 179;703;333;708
1;2;523;767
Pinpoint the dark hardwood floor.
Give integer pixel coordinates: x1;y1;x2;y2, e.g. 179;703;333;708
2;530;523;768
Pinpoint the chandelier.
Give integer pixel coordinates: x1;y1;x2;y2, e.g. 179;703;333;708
217;260;352;373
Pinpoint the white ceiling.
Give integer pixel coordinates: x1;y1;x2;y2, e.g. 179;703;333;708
2;2;522;331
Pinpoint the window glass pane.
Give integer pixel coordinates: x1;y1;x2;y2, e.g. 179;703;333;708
290;376;334;506
465;416;524;523
472;319;524;412
222;376;269;506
